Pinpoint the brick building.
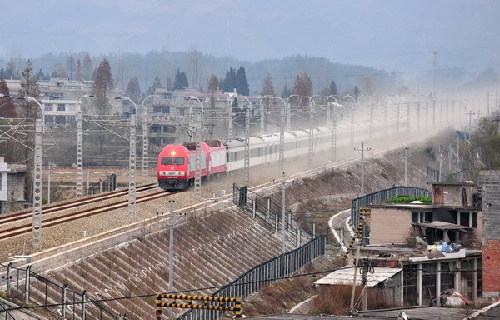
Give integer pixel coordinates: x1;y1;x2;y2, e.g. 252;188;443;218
479;170;500;298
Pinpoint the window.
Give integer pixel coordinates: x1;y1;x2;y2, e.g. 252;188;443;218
460;212;470;227
161;157;184;165
44;105;52;112
57;104;66;112
412;212;418;223
424;212;433;222
0;173;2;191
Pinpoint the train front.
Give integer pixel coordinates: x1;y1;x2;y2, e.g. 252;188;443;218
157;145;189;190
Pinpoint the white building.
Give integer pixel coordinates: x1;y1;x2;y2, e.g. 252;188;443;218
0;157;11;213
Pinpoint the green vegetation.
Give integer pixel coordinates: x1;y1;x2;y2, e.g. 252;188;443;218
386;196;432;204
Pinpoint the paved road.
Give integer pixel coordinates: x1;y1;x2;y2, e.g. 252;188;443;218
328;209;353;251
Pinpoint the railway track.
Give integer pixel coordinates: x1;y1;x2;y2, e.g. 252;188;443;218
0;190;173;241
0;183;158;225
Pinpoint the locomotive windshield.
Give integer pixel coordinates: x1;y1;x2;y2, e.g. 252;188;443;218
161;157;185;165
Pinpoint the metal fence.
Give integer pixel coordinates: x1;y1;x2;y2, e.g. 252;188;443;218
233;184;312;246
351;186;431;227
177;235;326;320
0;262;118;320
86;173;117;195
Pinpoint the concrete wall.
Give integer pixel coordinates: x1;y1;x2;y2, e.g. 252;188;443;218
432;183;476;207
369;208;412;244
479;170;500;297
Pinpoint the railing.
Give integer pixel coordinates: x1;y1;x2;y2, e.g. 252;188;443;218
177;236;326;320
233;184;311;246
351;186;431;227
0;262;118;319
86;173;117;195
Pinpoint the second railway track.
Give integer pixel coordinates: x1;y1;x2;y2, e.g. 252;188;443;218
0;190;173;241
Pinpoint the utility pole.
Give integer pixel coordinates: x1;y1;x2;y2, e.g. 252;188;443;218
308;98;314;167
396;101;400;133
437;146;446;182
354;141;371;195
227;98;234;140
466;110;476;132
141;99;149;185
168;200;175;319
128;114;137;216
32;119;43;249
244;107;250;187
399;147;412;186
194;112;202;200
281;171;287;254
76;110;83;197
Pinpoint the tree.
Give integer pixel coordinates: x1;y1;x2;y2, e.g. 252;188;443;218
221;67;237;93
291;72;312;105
82;54;93;81
75;59;83;81
319;80;338;97
261;73;275;96
34;68;48;81
51;63;67;78
281;83;291;99
0;78;17;118
236;67;249;96
4;59;16;79
126;77;141;103
66;55;75;80
92;58;114;115
207;75;219;108
172;69;188;90
147;76;162;95
18;59;41;119
353;86;360;101
188;47;202;90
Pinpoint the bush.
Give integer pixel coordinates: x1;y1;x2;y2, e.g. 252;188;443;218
386;196;431;204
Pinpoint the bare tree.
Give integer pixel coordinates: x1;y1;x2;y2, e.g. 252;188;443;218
207;75;218;108
82;54;93;81
92;58;114;115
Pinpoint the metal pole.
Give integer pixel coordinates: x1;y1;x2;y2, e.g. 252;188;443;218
354;141;371;195
244;107;250;187
194;112;202;200
47;166;51;205
308;98;314;167
76;110;83;197
281;171;286;254
128;114;137;216
168;200;175;319
141;98;149;185
32;119;43;249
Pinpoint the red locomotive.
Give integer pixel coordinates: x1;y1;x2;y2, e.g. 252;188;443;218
157;140;227;190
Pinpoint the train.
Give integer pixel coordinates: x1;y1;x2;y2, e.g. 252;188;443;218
156;127;337;190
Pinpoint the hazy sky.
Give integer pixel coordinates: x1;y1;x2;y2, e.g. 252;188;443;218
1;0;499;73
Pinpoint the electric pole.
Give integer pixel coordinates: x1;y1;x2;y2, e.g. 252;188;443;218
354;141;371;195
128;114;137;216
32;119;43;249
399;147;412;186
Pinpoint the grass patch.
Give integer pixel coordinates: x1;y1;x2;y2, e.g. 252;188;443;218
386;196;431;204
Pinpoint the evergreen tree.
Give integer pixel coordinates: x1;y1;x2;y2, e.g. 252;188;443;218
281;83;291;99
0;78;17;118
92;58;114;115
261;73;275;96
207;75;219;108
147;76;162;95
126;77;141;103
329;80;338;96
173;69;188;90
82;54;93;81
353;86;360;101
76;59;83;81
4;59;16;79
221;67;237;92
236;66;249;96
291;72;312;105
66;55;75;80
